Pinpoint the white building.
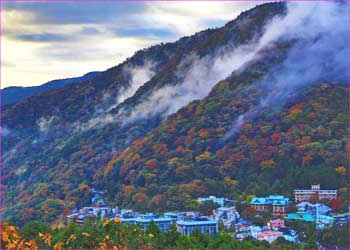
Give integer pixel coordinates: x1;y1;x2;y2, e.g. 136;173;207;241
294;185;337;202
198;196;227;207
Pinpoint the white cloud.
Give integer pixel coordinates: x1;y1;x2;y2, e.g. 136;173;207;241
1;1;265;88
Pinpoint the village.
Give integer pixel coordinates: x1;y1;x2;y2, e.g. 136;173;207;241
66;185;349;244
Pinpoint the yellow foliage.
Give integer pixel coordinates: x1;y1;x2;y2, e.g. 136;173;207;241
99;241;108;250
114;217;122;223
195;105;203;115
336;166;346;176
82;232;90;237
199;129;209;138
39;232;52;246
54;242;64;250
65;234;76;245
103;219;110;228
260;160;276;169
224;177;239;189
105;234;110;240
78;183;89;192
168;157;180;165
149;233;154;238
195;151;211;162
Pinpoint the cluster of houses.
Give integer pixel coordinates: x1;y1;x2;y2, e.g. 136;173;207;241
235;218;298;243
66;185;349;244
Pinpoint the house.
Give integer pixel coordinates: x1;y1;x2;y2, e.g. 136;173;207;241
317;215;335;230
212;206;240;229
257;231;283;243
176;217;218;236
294;184;337;202
250;195;291;216
332;212;350;225
235;219;252;233
67;206;117;224
297;202;331;215
212;206;238;220
276;227;298;243
249;225;263;239
198;196;227;207
236;232;250;240
267;219;285;229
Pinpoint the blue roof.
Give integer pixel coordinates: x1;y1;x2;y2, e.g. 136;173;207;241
250;197;270;205
250;195;290;205
136;217;173;223
284;212;315;222
177;219;217;226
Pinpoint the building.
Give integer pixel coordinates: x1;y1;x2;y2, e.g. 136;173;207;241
284;211;315;222
297;202;332;215
267;219;285;229
67;206;118;224
235;219;252;233
294;185;337;202
212;206;240;228
198;196;227;207
135;214;173;232
257;231;283;243
250;195;291;216
176;217;218;236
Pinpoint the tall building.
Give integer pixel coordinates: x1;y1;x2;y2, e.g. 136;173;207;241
294;185;337;202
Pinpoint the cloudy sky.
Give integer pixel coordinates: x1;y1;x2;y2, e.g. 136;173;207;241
1;1;267;88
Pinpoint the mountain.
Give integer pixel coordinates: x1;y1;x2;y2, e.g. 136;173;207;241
1;72;101;106
2;1;348;226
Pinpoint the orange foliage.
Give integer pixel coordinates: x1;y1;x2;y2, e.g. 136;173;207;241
1;222;30;249
165;120;176;132
302;153;313;166
179;179;207;196
145;159;158;170
195;151;211;162
175;165;190;177
152;144;168;157
199;129;209;138
132;137;145;148
150;194;165;206
122;185;135;197
176;145;186;154
244;123;253;133
271;132;282;144
132;192;147;203
260;160;276;169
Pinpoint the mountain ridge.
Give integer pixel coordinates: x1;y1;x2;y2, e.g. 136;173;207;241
1;71;101;106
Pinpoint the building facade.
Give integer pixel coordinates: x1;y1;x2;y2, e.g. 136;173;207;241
250;195;291;216
294;185;337;202
176;218;218;236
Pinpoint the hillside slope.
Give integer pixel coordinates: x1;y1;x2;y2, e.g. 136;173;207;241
2;2;287;225
2;1;349;226
1;72;101;106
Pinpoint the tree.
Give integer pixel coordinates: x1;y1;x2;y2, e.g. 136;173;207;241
164;223;180;248
331;197;341;212
198;200;219;216
308;193;319;204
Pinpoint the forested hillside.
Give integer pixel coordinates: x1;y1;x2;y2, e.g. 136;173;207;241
2;1;348;226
